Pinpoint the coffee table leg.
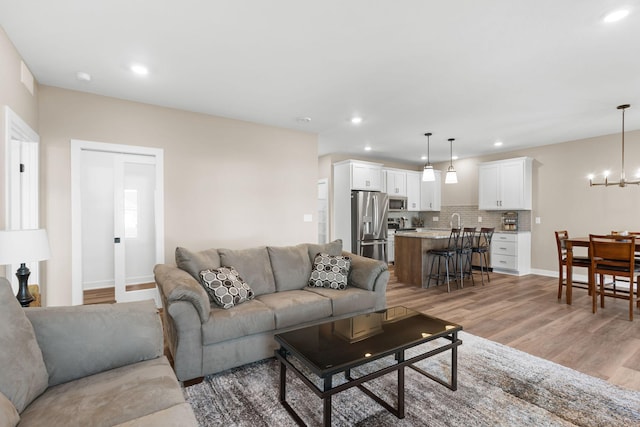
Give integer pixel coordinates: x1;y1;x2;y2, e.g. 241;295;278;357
451;332;458;391
279;351;287;403
323;376;332;427
397;350;405;418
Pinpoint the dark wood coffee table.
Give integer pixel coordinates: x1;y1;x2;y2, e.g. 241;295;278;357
274;306;462;426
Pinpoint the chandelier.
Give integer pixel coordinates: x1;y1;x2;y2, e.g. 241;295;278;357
589;104;639;187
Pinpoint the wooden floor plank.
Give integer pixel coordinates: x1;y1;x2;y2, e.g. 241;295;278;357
386;267;640;390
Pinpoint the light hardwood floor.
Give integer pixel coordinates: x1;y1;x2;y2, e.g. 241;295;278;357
386;268;640;391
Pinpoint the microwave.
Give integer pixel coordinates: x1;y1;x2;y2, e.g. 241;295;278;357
388;196;407;211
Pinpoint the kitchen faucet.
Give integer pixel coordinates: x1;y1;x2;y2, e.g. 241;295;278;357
450;212;461;229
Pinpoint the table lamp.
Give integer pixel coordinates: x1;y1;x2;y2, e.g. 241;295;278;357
0;229;51;307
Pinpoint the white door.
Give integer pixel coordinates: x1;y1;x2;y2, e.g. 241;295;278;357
71;140;164;306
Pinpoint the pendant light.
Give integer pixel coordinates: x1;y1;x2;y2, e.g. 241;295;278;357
589;104;639;187
445;138;458;184
422;132;435;182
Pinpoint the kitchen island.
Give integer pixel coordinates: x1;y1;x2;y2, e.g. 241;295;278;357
394;230;452;287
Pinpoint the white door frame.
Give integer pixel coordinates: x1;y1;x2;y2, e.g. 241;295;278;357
4;107;40;293
70;139;165;306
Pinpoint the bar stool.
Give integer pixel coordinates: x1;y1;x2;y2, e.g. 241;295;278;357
456;227;476;287
427;228;460;292
471;227;494;286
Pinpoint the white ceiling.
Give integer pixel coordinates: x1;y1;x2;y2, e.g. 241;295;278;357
1;0;639;165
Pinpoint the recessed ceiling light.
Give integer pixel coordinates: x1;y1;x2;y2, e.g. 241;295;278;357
604;9;629;23
452;155;459;160
420;155;427;160
296;117;312;124
130;64;149;76
351;116;363;125
364;145;372;151
76;71;91;82
494;141;503;147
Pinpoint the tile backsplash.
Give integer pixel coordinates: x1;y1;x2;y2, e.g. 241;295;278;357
388;206;531;231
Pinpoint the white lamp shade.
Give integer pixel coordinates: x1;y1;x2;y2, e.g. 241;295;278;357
422;165;435;182
0;229;51;265
445;168;458;184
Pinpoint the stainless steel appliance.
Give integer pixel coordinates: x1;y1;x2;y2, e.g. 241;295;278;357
351;191;388;262
388;196;407;211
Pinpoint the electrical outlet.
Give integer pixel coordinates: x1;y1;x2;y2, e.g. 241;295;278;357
478;216;482;223
535;217;541;224
433;216;439;222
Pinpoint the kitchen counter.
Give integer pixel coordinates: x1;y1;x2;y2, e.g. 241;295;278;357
395;230;451;239
394;231;453;287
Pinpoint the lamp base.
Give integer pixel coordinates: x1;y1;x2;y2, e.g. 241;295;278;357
16;263;34;308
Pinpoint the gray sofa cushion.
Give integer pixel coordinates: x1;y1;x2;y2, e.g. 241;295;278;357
18;357;186;427
0;279;48;413
176;246;220;281
202;300;275;345
0;391;19;427
306;239;342;264
256;290;332;329
219;247;276;296
26;300;163;387
113;403;198;426
268;244;312;291
305;287;378;317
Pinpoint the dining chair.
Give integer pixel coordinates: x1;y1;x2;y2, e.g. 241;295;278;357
471;227;494;286
589;234;640;321
555;230;591;300
427;228;460;292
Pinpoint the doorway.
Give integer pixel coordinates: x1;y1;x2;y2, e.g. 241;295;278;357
70;140;164;306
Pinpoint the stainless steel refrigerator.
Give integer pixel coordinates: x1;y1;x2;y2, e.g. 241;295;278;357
351;190;388;262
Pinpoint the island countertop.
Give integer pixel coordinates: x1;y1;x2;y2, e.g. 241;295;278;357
394;230;451;239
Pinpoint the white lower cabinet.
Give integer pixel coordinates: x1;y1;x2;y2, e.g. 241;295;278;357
490;232;531;276
388;231;395;263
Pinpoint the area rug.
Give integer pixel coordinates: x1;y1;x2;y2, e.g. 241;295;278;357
184;331;640;426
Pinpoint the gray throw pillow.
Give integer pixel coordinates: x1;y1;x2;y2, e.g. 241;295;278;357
306;239;343;264
200;267;255;309
218;247;276;296
268;244;312;291
0;278;49;413
308;253;351;290
175;246;220;281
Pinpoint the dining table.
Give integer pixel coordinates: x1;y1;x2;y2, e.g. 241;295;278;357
565;235;640;305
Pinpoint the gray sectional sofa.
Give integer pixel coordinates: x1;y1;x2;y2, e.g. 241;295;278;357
0;278;197;427
154;240;390;382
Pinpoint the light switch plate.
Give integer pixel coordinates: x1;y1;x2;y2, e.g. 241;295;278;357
535;217;541;224
303;214;313;222
478;216;482;223
433;216;439;222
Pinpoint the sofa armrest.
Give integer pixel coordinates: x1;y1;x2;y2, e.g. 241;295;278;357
343;251;389;292
154;264;210;323
25;300;162;387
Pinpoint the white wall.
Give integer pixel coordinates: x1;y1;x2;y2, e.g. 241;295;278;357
39;86;318;305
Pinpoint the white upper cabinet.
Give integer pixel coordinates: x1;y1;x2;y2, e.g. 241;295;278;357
478;157;532;210
349;161;383;191
405;171;421;211
420;170;442;211
383;169;407;196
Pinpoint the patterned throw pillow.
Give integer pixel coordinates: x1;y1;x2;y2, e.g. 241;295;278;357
200;267;254;309
308;253;351;290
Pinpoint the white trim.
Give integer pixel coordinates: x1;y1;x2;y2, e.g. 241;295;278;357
4;107;40;294
70;139;164;306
